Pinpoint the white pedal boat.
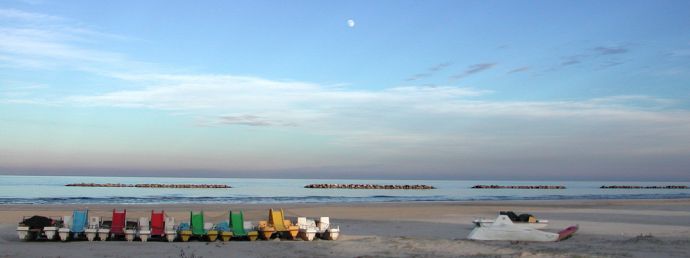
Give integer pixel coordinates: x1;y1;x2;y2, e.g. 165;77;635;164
44;225;59;240
164;216;177;242
125;227;137;242
16;225;30;240
58;215;72;241
125;219;137;242
138;217;151;242
85;216;101;241
316;217;340;240
297;217;318;241
97;226;110;241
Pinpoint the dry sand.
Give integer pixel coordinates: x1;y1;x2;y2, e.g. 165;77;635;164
2;199;690;257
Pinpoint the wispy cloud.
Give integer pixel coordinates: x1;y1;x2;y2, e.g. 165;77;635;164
0;9;140;72
559;55;585;67
552;45;631;70
0;8;62;22
0;80;47;90
560;59;580;66
667;49;690;57
66;73;489;122
429;62;453;72
405;72;431;81
0;80;47;100
212;115;296;127
593;46;629;55
598;60;625;69
0;29;126;63
405;61;453;81
587;95;676;108
16;0;47;5
449;63;496;81
507;66;530;74
464;63;496;74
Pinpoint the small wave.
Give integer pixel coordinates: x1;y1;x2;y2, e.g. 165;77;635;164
1;193;690;205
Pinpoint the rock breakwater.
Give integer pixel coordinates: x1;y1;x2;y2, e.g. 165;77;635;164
65;183;231;188
304;184;435;190
600;185;688;189
471;185;566;189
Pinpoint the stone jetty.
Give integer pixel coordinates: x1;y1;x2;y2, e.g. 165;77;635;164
600;185;688;189
471;185;566;189
65;183;231;188
304;184;436;190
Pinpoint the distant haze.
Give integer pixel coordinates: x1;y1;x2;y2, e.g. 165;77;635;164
1;1;689;180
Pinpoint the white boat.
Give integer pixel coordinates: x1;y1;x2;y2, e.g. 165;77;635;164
124;220;137;242
16;225;30;240
296;217;318;241
125;228;136;242
97;226;110;241
16;216;62;241
316;217;340;240
138;217;151;242
164;216;177;242
58;215;72;241
85;216;100;241
44;225;58;240
468;215;578;242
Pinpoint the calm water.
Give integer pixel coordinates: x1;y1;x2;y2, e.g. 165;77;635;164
1;175;689;204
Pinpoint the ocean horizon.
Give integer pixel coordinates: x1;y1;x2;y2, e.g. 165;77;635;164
2;175;689;205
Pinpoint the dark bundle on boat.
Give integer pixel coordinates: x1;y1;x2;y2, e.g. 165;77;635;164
500;211;535;223
126;220;138;229
21;216;53;229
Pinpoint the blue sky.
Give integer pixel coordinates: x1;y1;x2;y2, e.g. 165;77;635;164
1;0;689;180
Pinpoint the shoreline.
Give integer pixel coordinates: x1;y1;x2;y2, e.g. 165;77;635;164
3;194;690;206
2;198;689;223
3;197;690;207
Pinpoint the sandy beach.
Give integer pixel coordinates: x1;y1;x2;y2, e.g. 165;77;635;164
2;199;690;257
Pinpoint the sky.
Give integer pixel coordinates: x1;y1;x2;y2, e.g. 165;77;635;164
1;0;689;180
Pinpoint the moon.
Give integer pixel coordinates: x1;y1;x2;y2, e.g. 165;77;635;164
347;19;355;28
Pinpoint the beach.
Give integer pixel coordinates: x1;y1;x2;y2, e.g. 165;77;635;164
3;1;689;257
2;199;690;257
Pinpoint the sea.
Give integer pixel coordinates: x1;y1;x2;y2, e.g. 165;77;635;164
1;175;689;205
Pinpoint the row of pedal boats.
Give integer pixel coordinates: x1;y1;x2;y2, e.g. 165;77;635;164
16;208;339;242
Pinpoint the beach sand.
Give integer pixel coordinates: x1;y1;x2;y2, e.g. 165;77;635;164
2;199;689;257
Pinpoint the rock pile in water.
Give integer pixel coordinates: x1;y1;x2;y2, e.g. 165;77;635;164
600;185;688;189
471;185;566;189
65;183;231;188
304;184;435;189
